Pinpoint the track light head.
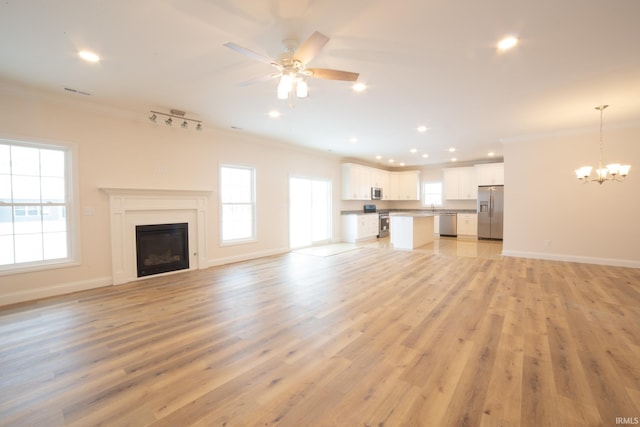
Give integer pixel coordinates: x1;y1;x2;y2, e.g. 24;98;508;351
149;110;201;130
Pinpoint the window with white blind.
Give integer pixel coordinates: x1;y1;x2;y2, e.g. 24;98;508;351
219;165;256;244
0;139;78;273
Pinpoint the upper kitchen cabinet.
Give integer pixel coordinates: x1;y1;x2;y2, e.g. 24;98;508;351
443;167;477;200
372;168;390;194
341;163;373;200
342;163;419;201
475;163;504;186
388;171;421;200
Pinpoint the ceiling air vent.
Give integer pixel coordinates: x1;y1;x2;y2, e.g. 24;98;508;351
64;87;91;96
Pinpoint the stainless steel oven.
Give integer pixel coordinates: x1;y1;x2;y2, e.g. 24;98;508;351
378;211;390;238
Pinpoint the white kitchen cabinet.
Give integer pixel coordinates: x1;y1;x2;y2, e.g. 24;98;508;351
341;163;372;200
342;163;419;201
443;167;477;199
457;213;478;236
372;168;389;191
342;213;379;242
388;171;420;200
475;163;504;186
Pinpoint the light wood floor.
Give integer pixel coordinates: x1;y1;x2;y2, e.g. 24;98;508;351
1;247;639;426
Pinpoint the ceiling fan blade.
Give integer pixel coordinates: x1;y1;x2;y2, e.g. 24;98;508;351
306;68;359;82
237;73;282;87
223;42;281;67
292;31;330;65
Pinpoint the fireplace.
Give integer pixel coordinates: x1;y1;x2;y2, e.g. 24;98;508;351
136;223;189;277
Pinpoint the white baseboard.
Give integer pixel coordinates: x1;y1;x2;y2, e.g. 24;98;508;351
502;250;640;269
0;276;113;307
207;247;291;267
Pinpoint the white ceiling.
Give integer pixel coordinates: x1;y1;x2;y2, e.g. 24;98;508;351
1;0;639;166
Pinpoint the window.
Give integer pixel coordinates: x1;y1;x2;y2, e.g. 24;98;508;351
220;165;256;243
423;182;443;207
1;139;77;272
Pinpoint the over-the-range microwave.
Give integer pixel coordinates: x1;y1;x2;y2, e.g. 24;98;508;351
371;187;382;200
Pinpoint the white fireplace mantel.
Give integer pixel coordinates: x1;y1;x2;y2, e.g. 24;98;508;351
101;188;212;285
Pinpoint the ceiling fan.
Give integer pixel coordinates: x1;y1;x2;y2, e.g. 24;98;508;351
224;31;359;106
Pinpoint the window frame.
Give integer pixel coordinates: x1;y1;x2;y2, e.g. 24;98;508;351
0;137;81;276
422;181;444;208
219;163;257;246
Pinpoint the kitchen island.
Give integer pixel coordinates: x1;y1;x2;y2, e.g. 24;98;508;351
390;212;437;250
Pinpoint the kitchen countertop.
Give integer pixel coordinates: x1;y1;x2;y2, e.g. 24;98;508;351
340;208;476;215
389;211;440;217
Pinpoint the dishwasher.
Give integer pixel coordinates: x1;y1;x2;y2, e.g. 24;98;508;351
439;213;457;237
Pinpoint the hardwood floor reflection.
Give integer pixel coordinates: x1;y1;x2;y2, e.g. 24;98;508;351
363;236;503;259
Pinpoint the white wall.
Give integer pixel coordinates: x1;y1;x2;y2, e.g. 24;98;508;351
0;81;345;305
503;125;640;267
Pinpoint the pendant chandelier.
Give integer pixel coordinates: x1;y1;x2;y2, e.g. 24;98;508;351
575;105;631;184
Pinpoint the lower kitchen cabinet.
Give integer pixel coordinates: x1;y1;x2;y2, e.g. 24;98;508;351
457;213;478;236
342;213;379;242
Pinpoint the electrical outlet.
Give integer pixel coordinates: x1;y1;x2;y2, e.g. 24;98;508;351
544;240;551;248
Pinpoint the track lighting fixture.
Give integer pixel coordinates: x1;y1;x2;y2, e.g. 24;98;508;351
148;109;203;131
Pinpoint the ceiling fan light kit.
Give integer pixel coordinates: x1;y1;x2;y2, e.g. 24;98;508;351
225;31;359;107
149;109;202;131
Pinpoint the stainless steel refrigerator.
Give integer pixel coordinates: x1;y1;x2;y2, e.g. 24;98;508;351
477;186;504;240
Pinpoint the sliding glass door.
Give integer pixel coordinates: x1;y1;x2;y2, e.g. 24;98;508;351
289;177;331;249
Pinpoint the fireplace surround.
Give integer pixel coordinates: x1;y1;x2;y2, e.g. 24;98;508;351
102;188;210;285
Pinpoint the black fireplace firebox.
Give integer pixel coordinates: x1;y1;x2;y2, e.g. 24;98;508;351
136;223;189;277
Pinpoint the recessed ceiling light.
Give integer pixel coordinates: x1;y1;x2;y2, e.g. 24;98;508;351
497;36;518;51
488;152;495;157
451;158;457;162
268;110;281;118
399;162;405;166
78;50;100;63
352;82;367;92
417;125;428;133
389;159;395;163
349;137;358;143
375;155;382;160
449;147;456;152
422;153;429;158
410;148;417;154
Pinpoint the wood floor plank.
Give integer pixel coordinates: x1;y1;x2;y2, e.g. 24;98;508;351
1;246;639;426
